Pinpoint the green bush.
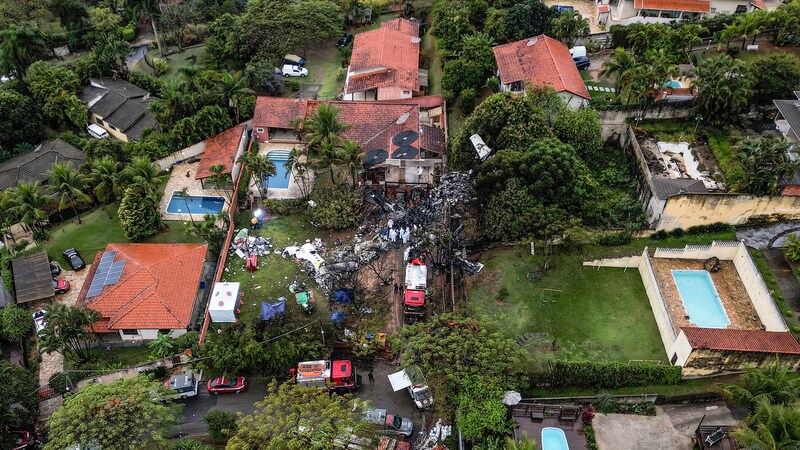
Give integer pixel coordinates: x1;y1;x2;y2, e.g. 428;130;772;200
546;361;681;388
487;76;500;93
175;331;199;353
121;24;136;41
310;185;362;230
785;235;800;263
118;187;161;242
287;80;300;91
650;230;670;240
458;87;478;113
262;199;306;216
204;410;237;443
598;231;632;246
686;222;734;235
792;325;800;334
669;228;685;238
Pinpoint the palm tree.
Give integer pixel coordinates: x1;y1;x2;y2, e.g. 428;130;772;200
303;103;349;153
124;0;164;56
691;55;752;127
47;162;92;224
122;156;167;199
731;398;800;449
504;433;537;450
734;138;799;196
0;24;49;75
218;71;255;123
38;304;100;363
178;187;195;226
238;151;275;200
673;24;706;63
151;79;194;126
285;147;310;199
7;181;49;234
601;48;637;96
92;34;131;75
718;360;800;411
90;156;122;204
552;11;589;49
148;331;175;358
339;139;362;189
716;24;739;51
313;141;341;184
207;164;233;205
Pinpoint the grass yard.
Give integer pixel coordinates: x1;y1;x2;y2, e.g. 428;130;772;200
44;204;204;263
132;45;207;80
421;24;442;95
64;345;152;372
301;40;345;99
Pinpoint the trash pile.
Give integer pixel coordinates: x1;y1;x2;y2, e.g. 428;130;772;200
229;228;274;259
416;419;452;450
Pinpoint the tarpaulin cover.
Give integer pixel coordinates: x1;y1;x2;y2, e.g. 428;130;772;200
333;289;354;304
260;300;286;321
331;311;345;323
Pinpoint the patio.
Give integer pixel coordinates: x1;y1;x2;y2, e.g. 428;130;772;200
251;142;314;200
159;161;231;221
513;406;589;450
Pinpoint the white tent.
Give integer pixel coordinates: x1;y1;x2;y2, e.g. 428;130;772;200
387;369;412;392
209;282;240;323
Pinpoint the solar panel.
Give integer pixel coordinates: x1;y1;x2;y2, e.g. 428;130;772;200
104;261;126;285
86;251;117;298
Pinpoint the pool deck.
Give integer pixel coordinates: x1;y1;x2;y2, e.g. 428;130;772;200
251;143;316;200
650;258;762;333
160;161;231;221
514;416;589;450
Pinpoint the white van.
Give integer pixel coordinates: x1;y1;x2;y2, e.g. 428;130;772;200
87;123;109;139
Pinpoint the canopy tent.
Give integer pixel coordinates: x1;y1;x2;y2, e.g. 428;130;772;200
260;299;286;321
209;282;240;323
387;369;413;392
332;289;354;304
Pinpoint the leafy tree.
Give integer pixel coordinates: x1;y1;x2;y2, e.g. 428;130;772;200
550;10;589;48
504;0;558;42
733;137;798;196
718;360;800;411
310;185;362;229
226;381;377;450
0;361;38;447
90;156;123;204
125;0;164;55
148;331;175;358
441;58;486;99
45;376;183;450
244;60;285;96
480;178;537;241
49;0;91;49
692;55;752;126
0;90;43;152
484;8;509;43
204;13;244;68
0;24;49;75
0;305;33;365
38;304;100;363
205;410;237;443
89;7;122;33
0;0;49;28
433;5;474;52
457;376;515;443
461;33;497;74
25;61;87;129
749;52;800;105
118;186;161;241
47;162;92;224
159;1;202;52
553;107;602;160
7;181;49;235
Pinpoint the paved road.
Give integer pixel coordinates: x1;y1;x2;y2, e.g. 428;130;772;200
173;379;267;438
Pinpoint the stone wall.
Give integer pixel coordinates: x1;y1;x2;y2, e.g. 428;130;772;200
682;348;800;377
657;194;800;231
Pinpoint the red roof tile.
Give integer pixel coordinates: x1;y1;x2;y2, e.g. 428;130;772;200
751;0;766;9
782;185;800;196
252;97;306;140
634;0;710;12
374;95;445;109
492;35;590;100
79;243;207;331
420;124;444;153
682;327;800;355
195;124;247;180
346;18;420;94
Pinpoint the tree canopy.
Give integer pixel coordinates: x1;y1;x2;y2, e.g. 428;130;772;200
0;361;38;447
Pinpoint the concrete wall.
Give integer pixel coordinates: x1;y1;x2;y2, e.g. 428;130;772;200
377;86;413;100
155;141;206;171
90;113;129;143
230;125;251;184
583;255;642;268
597;105;692;124
657;194;800;231
682;348;800;377
638;248;675;356
732;242;788;331
118;328;187;341
667;330;694;367
652;241;741;261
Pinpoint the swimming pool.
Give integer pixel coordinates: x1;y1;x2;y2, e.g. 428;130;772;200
166;192;225;215
663;80;682;89
541;427;569;450
265;153;291;189
672;270;730;328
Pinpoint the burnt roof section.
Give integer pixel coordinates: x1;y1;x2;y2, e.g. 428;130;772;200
11;251;53;303
651;177;707;200
0;139;86;191
81;78;157;141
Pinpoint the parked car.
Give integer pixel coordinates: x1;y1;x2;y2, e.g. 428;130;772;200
573;56;590;70
284;53;305;66
32;310;46;334
364;409;414;436
62;248;85;271
207;376;247;394
281;64;308;77
50;261;62;277
337;33;353;47
53;279;70;295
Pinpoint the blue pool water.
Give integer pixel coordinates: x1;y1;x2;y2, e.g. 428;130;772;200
541;427;569;450
264;156;290;189
166;193;225;215
672;270;730;328
663;80;682;89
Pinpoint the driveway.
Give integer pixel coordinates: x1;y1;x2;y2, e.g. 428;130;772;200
736;221;800;249
173;378;266;438
593;402;742;450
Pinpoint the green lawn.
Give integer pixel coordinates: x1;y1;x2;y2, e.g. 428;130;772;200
421;24;442;95
131;45;207;80
64;345;152;372
529;373;741;397
301;41;345;99
467;231;739;365
44;204;204;263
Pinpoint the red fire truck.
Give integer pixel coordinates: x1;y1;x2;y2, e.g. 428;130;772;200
403;289;425;323
296;359;361;393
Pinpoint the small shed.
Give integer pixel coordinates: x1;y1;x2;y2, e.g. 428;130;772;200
208;282;240;323
11;251;53;303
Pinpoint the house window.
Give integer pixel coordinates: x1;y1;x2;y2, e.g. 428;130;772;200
256;128;264;133
671;353;679;364
122;329;139;336
403;91;411;95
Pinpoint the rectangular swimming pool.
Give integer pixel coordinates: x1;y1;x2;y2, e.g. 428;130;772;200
265;155;291;189
672;270;730;328
166;193;225;215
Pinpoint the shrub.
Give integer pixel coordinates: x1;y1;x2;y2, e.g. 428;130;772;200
650;230;670;240
581;405;595;424
458;87;478;113
686;222;734;236
262;198;306;216
792;325;800;334
141;366;169;381
175;331;199;353
487;76;500;93
204;410;237;443
785;310;793;318
121;24;136;41
310;185;362;230
669;228;685;238
287;80;300;91
153;58;170;76
585;424;598;450
12;239;29;252
785;235;800;262
598;231;632;246
118;187;161;242
546;361;681;388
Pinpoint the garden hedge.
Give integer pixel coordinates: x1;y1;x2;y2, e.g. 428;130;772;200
546;361;681;388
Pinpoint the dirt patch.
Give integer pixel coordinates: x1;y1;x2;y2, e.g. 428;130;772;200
690;141;725;185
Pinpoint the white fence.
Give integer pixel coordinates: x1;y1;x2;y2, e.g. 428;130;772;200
652;241;741;261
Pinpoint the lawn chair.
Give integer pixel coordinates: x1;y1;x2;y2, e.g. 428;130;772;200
530;405;545;420
560;406;579;422
704;428;726;447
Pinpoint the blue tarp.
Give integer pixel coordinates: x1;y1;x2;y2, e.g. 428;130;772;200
331;311;345;323
260;300;286;321
333;289;354;304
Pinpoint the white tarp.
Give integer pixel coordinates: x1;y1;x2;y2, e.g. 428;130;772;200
284;243;325;269
209;282;240;323
387;369;412;392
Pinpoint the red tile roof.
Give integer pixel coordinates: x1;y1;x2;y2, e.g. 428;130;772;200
492;35;590;100
195;124;247;180
782;185;800;196
374;95;445;109
682;327;800;355
633;0;710;12
346;18;420;94
252;97;306;140
751;0;766;9
79;243;208;331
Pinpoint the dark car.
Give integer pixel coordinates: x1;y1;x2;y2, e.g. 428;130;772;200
53;279;70;295
207;376;247;394
573;56;590;70
62;248;85;271
337;33;353;47
50;261;61;277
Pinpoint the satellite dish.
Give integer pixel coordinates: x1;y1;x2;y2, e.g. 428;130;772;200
396;112;410;124
527;37;539;46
